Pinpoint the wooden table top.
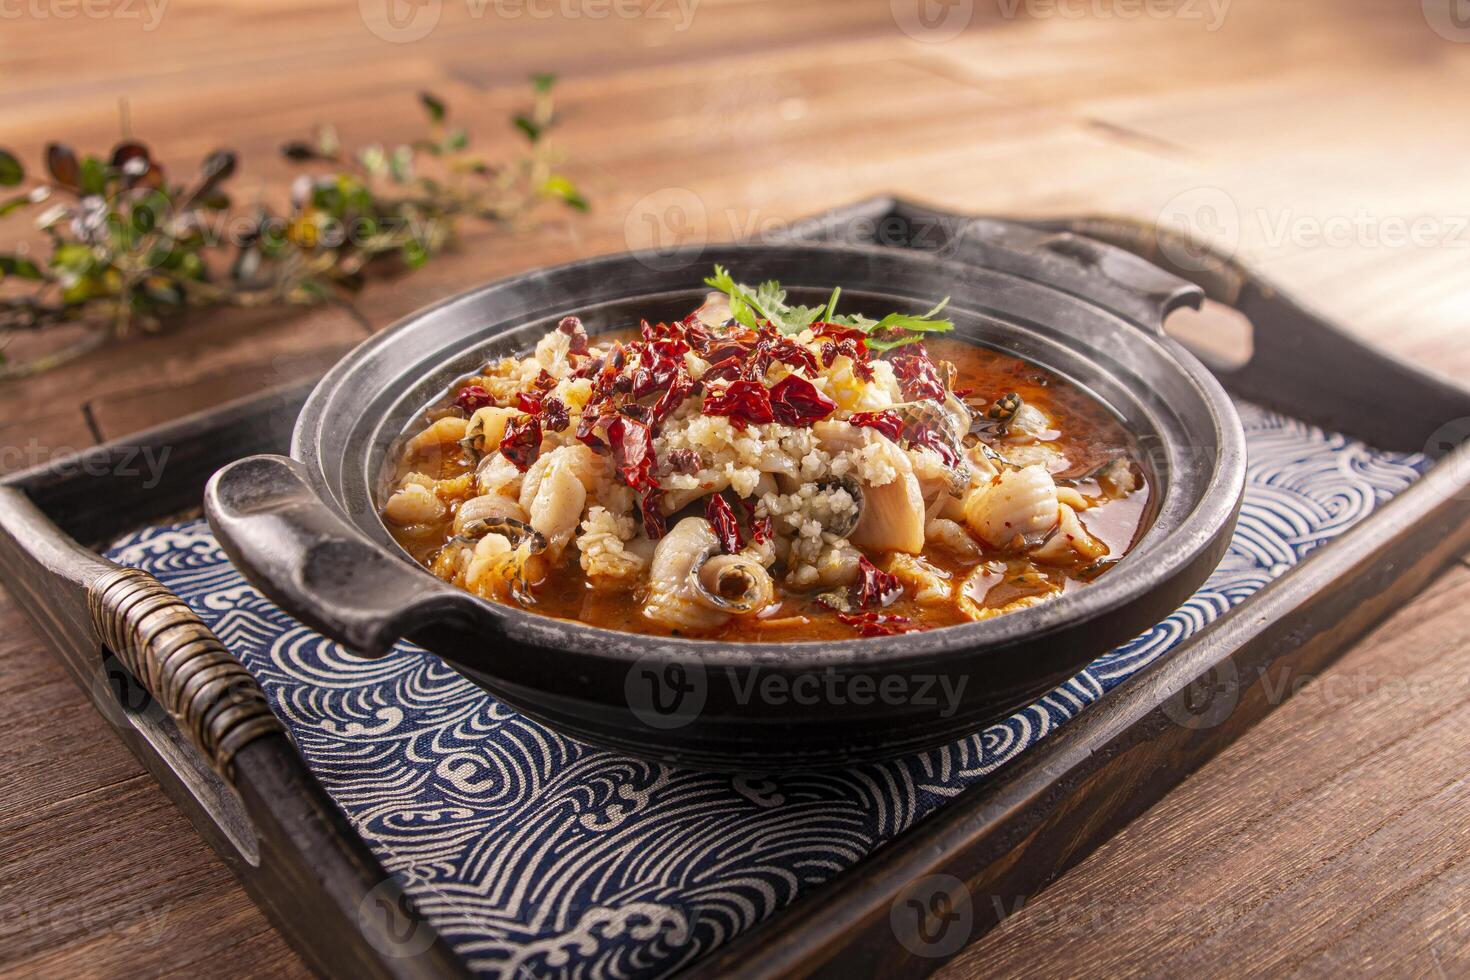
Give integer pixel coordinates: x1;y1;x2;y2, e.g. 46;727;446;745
3;0;1469;975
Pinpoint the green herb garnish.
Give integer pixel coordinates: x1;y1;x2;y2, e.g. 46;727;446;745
703;265;953;351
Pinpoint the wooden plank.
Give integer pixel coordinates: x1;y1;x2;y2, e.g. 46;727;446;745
0;592;308;978
0;305;364;474
940;566;1470;978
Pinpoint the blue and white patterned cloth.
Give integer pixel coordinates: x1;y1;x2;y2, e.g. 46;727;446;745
106;403;1428;978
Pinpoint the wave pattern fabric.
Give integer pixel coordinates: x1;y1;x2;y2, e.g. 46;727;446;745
106;403;1428;978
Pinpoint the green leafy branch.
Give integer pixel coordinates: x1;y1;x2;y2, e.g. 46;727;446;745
0;75;587;379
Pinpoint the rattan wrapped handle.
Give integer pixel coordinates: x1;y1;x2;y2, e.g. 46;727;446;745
88;565;284;779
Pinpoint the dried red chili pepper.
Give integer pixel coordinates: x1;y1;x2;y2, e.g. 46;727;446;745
516;391;543;415
607;415;659;494
749;515;774;545
570;355;605;380
848;410;904;443
702;354;746;384
704;340;754;366
648;370;693;429
836;612;919;637
665;448;702;475
702;379;775;429
890;346;945;402
768;374;837;427
851;555;903;609
631;351;681;400
705;494;744;555
533;369;557;392
749;336;819;379
541;397;570;433
498;415;542;472
619;403;652;424
638;492;668;539
812;322;869;346
557;315;589;355
576;410;609;453
819;338;875;382
454;384;493;414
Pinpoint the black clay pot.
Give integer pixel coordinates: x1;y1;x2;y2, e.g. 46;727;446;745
205;224;1245;770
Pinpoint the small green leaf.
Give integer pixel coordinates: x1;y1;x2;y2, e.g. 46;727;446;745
79;156;107;196
0;190;38;218
443;127;469;152
0;254;44;280
0;149;22;187
863;332;926;353
419;91;447;124
513;115;542;143
196;189;231;211
871;297;953;335
531;72;557;94
401;238;429;269
52;242;96;274
704;265;751;327
542;175;588;212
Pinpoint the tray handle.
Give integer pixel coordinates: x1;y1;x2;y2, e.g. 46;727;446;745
851;199;1209;332
88;564;285;777
1024;213;1470;452
205;454;478;658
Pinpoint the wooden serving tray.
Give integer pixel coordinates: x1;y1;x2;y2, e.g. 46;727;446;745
3;199;1469;979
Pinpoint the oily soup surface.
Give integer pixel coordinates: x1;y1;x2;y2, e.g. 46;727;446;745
385;326;1150;643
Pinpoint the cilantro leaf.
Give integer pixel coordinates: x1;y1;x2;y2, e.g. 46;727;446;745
704;264;765;329
703;266;954;345
872;297;953;333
